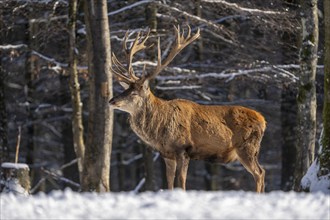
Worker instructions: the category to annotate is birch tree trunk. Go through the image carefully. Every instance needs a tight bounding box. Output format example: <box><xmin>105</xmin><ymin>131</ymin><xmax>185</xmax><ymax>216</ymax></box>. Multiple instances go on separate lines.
<box><xmin>293</xmin><ymin>0</ymin><xmax>319</xmax><ymax>191</ymax></box>
<box><xmin>320</xmin><ymin>0</ymin><xmax>330</xmax><ymax>174</ymax></box>
<box><xmin>68</xmin><ymin>0</ymin><xmax>85</xmax><ymax>185</ymax></box>
<box><xmin>82</xmin><ymin>0</ymin><xmax>113</xmax><ymax>192</ymax></box>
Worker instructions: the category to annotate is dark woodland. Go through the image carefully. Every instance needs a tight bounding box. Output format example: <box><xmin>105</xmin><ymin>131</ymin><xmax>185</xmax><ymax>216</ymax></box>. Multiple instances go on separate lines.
<box><xmin>0</xmin><ymin>0</ymin><xmax>328</xmax><ymax>193</ymax></box>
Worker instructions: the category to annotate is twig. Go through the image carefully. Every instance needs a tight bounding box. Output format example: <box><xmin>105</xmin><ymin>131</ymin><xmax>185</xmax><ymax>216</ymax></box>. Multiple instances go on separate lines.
<box><xmin>41</xmin><ymin>167</ymin><xmax>80</xmax><ymax>188</ymax></box>
<box><xmin>15</xmin><ymin>126</ymin><xmax>21</xmax><ymax>164</ymax></box>
<box><xmin>60</xmin><ymin>159</ymin><xmax>78</xmax><ymax>170</ymax></box>
<box><xmin>108</xmin><ymin>0</ymin><xmax>153</xmax><ymax>16</ymax></box>
<box><xmin>133</xmin><ymin>177</ymin><xmax>146</xmax><ymax>194</ymax></box>
<box><xmin>30</xmin><ymin>177</ymin><xmax>46</xmax><ymax>194</ymax></box>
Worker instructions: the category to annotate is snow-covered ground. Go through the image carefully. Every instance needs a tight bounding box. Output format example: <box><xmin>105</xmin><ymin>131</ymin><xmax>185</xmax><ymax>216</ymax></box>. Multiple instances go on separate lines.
<box><xmin>1</xmin><ymin>189</ymin><xmax>329</xmax><ymax>219</ymax></box>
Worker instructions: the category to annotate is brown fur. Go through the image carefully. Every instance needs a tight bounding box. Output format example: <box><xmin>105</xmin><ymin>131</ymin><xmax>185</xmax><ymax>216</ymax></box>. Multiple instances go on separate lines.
<box><xmin>113</xmin><ymin>90</ymin><xmax>266</xmax><ymax>192</ymax></box>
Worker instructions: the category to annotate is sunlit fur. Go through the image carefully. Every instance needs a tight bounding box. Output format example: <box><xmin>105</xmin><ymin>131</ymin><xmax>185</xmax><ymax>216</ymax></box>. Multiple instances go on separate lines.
<box><xmin>110</xmin><ymin>81</ymin><xmax>266</xmax><ymax>192</ymax></box>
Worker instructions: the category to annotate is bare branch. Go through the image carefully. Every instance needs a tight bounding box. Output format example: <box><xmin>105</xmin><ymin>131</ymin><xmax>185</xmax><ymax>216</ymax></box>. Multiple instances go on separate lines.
<box><xmin>154</xmin><ymin>2</ymin><xmax>235</xmax><ymax>45</ymax></box>
<box><xmin>0</xmin><ymin>44</ymin><xmax>28</xmax><ymax>50</ymax></box>
<box><xmin>108</xmin><ymin>0</ymin><xmax>153</xmax><ymax>16</ymax></box>
<box><xmin>201</xmin><ymin>0</ymin><xmax>286</xmax><ymax>15</ymax></box>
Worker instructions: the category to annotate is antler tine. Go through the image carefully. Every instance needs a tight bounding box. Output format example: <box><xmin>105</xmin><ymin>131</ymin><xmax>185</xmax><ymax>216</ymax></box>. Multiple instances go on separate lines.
<box><xmin>146</xmin><ymin>25</ymin><xmax>200</xmax><ymax>81</ymax></box>
<box><xmin>111</xmin><ymin>53</ymin><xmax>135</xmax><ymax>84</ymax></box>
<box><xmin>126</xmin><ymin>29</ymin><xmax>150</xmax><ymax>81</ymax></box>
<box><xmin>123</xmin><ymin>31</ymin><xmax>130</xmax><ymax>53</ymax></box>
<box><xmin>112</xmin><ymin>53</ymin><xmax>127</xmax><ymax>73</ymax></box>
<box><xmin>187</xmin><ymin>25</ymin><xmax>192</xmax><ymax>39</ymax></box>
<box><xmin>112</xmin><ymin>29</ymin><xmax>151</xmax><ymax>84</ymax></box>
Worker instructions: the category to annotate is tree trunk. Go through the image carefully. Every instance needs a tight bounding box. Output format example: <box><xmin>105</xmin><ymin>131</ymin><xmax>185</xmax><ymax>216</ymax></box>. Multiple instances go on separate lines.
<box><xmin>143</xmin><ymin>147</ymin><xmax>156</xmax><ymax>191</ymax></box>
<box><xmin>143</xmin><ymin>2</ymin><xmax>157</xmax><ymax>192</ymax></box>
<box><xmin>204</xmin><ymin>163</ymin><xmax>219</xmax><ymax>191</ymax></box>
<box><xmin>194</xmin><ymin>0</ymin><xmax>204</xmax><ymax>61</ymax></box>
<box><xmin>1</xmin><ymin>163</ymin><xmax>30</xmax><ymax>195</ymax></box>
<box><xmin>280</xmin><ymin>85</ymin><xmax>297</xmax><ymax>191</ymax></box>
<box><xmin>293</xmin><ymin>0</ymin><xmax>318</xmax><ymax>191</ymax></box>
<box><xmin>68</xmin><ymin>0</ymin><xmax>85</xmax><ymax>185</ymax></box>
<box><xmin>25</xmin><ymin>19</ymin><xmax>37</xmax><ymax>190</ymax></box>
<box><xmin>0</xmin><ymin>63</ymin><xmax>9</xmax><ymax>165</ymax></box>
<box><xmin>82</xmin><ymin>0</ymin><xmax>113</xmax><ymax>192</ymax></box>
<box><xmin>319</xmin><ymin>0</ymin><xmax>330</xmax><ymax>173</ymax></box>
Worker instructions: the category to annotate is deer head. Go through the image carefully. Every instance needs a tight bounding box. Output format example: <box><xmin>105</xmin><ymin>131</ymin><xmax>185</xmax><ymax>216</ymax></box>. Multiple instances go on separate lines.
<box><xmin>109</xmin><ymin>25</ymin><xmax>200</xmax><ymax>114</ymax></box>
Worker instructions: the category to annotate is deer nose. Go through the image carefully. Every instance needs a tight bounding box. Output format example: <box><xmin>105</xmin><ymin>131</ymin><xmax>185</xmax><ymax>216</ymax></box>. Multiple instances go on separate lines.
<box><xmin>109</xmin><ymin>98</ymin><xmax>116</xmax><ymax>105</ymax></box>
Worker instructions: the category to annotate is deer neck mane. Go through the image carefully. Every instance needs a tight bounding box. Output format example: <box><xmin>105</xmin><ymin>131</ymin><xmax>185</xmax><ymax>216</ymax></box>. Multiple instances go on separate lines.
<box><xmin>129</xmin><ymin>91</ymin><xmax>169</xmax><ymax>147</ymax></box>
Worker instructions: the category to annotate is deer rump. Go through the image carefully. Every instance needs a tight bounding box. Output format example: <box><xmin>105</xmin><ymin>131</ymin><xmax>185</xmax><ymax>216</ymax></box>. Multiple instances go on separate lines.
<box><xmin>129</xmin><ymin>97</ymin><xmax>266</xmax><ymax>164</ymax></box>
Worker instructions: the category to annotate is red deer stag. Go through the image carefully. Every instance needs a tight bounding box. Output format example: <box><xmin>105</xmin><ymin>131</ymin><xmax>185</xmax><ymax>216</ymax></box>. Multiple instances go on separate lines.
<box><xmin>109</xmin><ymin>26</ymin><xmax>266</xmax><ymax>192</ymax></box>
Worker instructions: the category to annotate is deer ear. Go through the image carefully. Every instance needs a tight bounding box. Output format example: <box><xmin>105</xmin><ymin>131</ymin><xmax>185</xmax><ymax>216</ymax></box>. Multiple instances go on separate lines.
<box><xmin>119</xmin><ymin>81</ymin><xmax>129</xmax><ymax>89</ymax></box>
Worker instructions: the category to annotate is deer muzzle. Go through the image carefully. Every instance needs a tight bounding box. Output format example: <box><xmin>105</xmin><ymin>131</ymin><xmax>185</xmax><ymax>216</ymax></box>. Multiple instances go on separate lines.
<box><xmin>109</xmin><ymin>98</ymin><xmax>117</xmax><ymax>106</ymax></box>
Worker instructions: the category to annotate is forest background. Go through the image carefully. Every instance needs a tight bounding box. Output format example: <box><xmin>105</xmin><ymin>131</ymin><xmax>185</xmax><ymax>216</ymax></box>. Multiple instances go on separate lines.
<box><xmin>0</xmin><ymin>0</ymin><xmax>329</xmax><ymax>193</ymax></box>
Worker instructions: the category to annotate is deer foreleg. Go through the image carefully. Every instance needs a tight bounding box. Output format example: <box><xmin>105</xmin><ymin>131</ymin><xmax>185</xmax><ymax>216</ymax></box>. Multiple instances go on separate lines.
<box><xmin>176</xmin><ymin>153</ymin><xmax>190</xmax><ymax>190</ymax></box>
<box><xmin>164</xmin><ymin>158</ymin><xmax>176</xmax><ymax>190</ymax></box>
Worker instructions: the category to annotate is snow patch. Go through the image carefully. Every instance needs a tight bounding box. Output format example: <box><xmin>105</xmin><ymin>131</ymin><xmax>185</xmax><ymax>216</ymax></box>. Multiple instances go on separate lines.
<box><xmin>1</xmin><ymin>189</ymin><xmax>329</xmax><ymax>219</ymax></box>
<box><xmin>0</xmin><ymin>179</ymin><xmax>29</xmax><ymax>196</ymax></box>
<box><xmin>301</xmin><ymin>159</ymin><xmax>330</xmax><ymax>194</ymax></box>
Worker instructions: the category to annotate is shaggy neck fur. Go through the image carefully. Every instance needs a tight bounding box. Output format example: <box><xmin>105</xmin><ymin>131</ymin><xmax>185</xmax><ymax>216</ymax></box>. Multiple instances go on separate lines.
<box><xmin>129</xmin><ymin>91</ymin><xmax>185</xmax><ymax>151</ymax></box>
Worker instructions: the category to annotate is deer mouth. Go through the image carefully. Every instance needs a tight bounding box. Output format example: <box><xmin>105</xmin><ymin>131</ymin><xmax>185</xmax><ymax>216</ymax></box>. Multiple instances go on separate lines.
<box><xmin>109</xmin><ymin>99</ymin><xmax>125</xmax><ymax>109</ymax></box>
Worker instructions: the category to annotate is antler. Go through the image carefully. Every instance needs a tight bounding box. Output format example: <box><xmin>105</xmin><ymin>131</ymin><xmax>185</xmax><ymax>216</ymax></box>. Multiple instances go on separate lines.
<box><xmin>144</xmin><ymin>25</ymin><xmax>200</xmax><ymax>81</ymax></box>
<box><xmin>111</xmin><ymin>25</ymin><xmax>200</xmax><ymax>84</ymax></box>
<box><xmin>111</xmin><ymin>29</ymin><xmax>150</xmax><ymax>84</ymax></box>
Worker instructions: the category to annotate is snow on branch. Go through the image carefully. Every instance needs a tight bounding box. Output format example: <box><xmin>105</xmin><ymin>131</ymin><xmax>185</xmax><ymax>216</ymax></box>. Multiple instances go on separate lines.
<box><xmin>133</xmin><ymin>62</ymin><xmax>300</xmax><ymax>83</ymax></box>
<box><xmin>130</xmin><ymin>61</ymin><xmax>304</xmax><ymax>87</ymax></box>
<box><xmin>31</xmin><ymin>50</ymin><xmax>67</xmax><ymax>68</ymax></box>
<box><xmin>107</xmin><ymin>0</ymin><xmax>234</xmax><ymax>44</ymax></box>
<box><xmin>153</xmin><ymin>2</ymin><xmax>236</xmax><ymax>45</ymax></box>
<box><xmin>0</xmin><ymin>44</ymin><xmax>28</xmax><ymax>50</ymax></box>
<box><xmin>31</xmin><ymin>50</ymin><xmax>87</xmax><ymax>74</ymax></box>
<box><xmin>156</xmin><ymin>85</ymin><xmax>202</xmax><ymax>90</ymax></box>
<box><xmin>108</xmin><ymin>0</ymin><xmax>153</xmax><ymax>16</ymax></box>
<box><xmin>201</xmin><ymin>0</ymin><xmax>286</xmax><ymax>15</ymax></box>
<box><xmin>30</xmin><ymin>15</ymin><xmax>67</xmax><ymax>24</ymax></box>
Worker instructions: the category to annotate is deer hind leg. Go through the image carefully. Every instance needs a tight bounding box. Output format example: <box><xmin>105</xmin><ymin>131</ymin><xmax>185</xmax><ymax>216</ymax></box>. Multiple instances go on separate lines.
<box><xmin>164</xmin><ymin>158</ymin><xmax>176</xmax><ymax>190</ymax></box>
<box><xmin>236</xmin><ymin>146</ymin><xmax>265</xmax><ymax>193</ymax></box>
<box><xmin>176</xmin><ymin>153</ymin><xmax>190</xmax><ymax>190</ymax></box>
